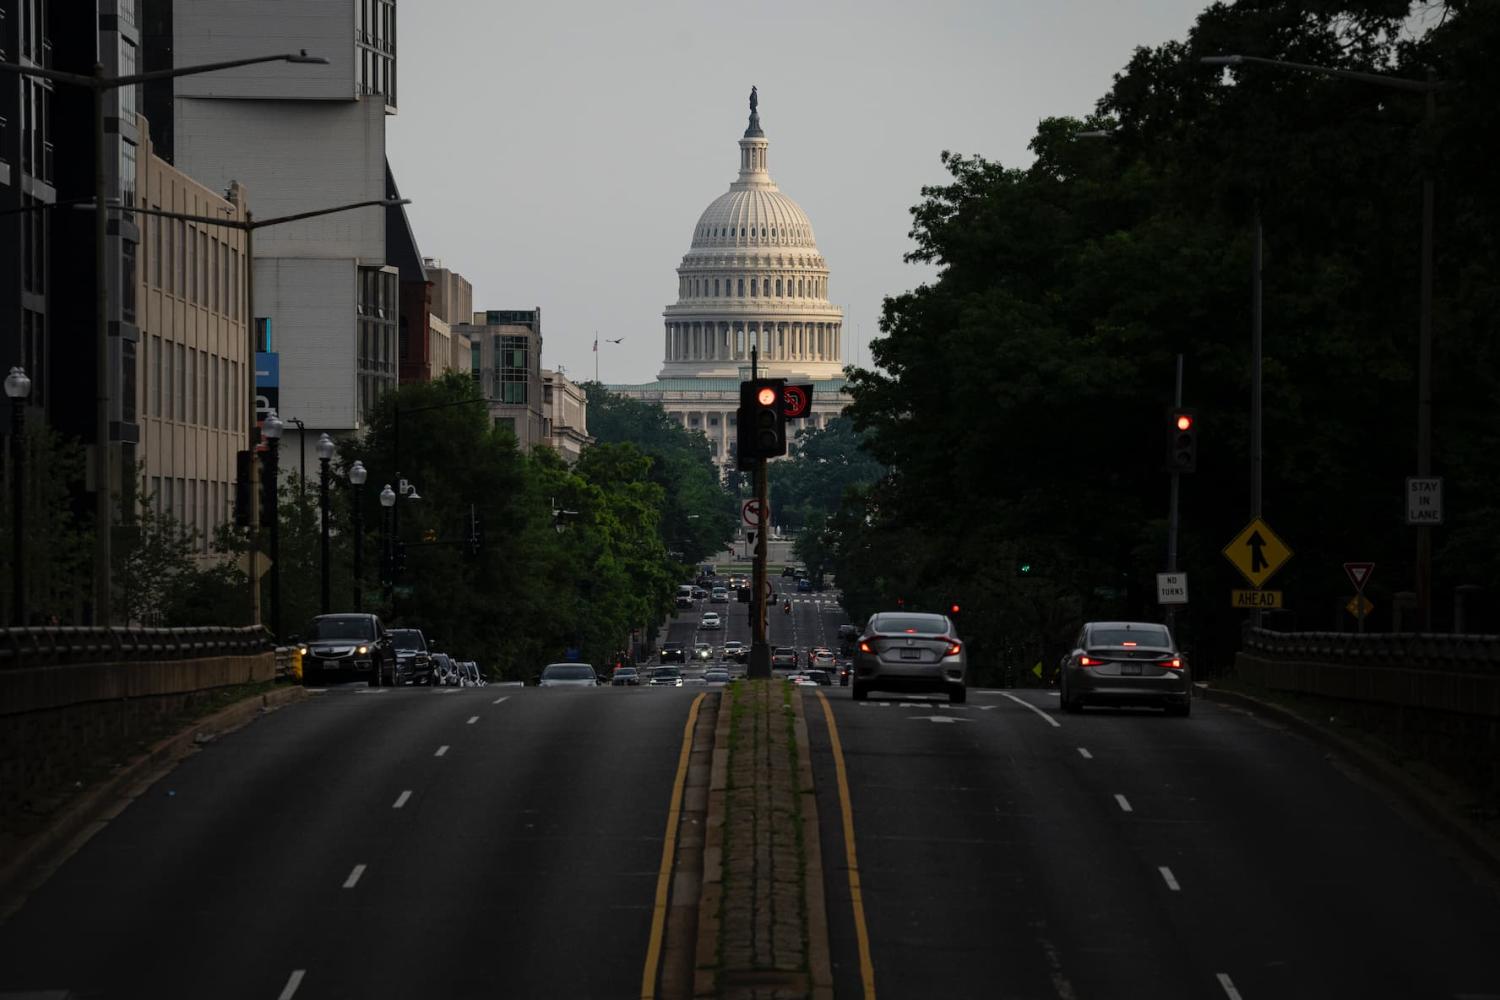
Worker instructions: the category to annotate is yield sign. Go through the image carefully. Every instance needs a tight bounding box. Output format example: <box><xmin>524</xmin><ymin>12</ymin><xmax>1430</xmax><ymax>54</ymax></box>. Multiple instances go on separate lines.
<box><xmin>1222</xmin><ymin>518</ymin><xmax>1293</xmax><ymax>589</ymax></box>
<box><xmin>1343</xmin><ymin>562</ymin><xmax>1375</xmax><ymax>593</ymax></box>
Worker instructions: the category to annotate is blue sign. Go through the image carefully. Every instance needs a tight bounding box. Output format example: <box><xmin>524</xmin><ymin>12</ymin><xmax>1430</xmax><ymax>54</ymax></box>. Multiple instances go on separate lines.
<box><xmin>255</xmin><ymin>352</ymin><xmax>279</xmax><ymax>388</ymax></box>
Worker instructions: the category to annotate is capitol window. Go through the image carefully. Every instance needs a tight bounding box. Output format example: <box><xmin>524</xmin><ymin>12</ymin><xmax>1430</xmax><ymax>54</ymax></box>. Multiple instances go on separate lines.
<box><xmin>776</xmin><ymin>278</ymin><xmax>782</xmax><ymax>296</ymax></box>
<box><xmin>737</xmin><ymin>278</ymin><xmax>744</xmax><ymax>297</ymax></box>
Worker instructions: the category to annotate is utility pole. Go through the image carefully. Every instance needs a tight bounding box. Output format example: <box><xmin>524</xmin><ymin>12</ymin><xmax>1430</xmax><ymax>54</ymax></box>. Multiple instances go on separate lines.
<box><xmin>747</xmin><ymin>346</ymin><xmax>771</xmax><ymax>680</ymax></box>
<box><xmin>1165</xmin><ymin>354</ymin><xmax>1183</xmax><ymax>634</ymax></box>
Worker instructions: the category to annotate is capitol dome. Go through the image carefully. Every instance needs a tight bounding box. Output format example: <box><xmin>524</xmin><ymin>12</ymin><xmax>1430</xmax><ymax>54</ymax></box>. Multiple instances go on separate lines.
<box><xmin>659</xmin><ymin>89</ymin><xmax>843</xmax><ymax>382</ymax></box>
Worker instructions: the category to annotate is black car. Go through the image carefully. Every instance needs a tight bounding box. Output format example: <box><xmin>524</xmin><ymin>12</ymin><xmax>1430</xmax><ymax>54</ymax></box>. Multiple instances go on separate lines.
<box><xmin>389</xmin><ymin>628</ymin><xmax>435</xmax><ymax>685</ymax></box>
<box><xmin>298</xmin><ymin>613</ymin><xmax>397</xmax><ymax>686</ymax></box>
<box><xmin>660</xmin><ymin>642</ymin><xmax>686</xmax><ymax>664</ymax></box>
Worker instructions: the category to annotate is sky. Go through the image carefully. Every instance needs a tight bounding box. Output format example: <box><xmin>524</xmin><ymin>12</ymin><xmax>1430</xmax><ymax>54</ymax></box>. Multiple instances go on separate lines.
<box><xmin>386</xmin><ymin>0</ymin><xmax>1213</xmax><ymax>387</ymax></box>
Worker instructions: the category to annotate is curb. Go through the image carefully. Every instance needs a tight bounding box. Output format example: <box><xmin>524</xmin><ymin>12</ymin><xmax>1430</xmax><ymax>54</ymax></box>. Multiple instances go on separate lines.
<box><xmin>0</xmin><ymin>683</ymin><xmax>309</xmax><ymax>920</ymax></box>
<box><xmin>693</xmin><ymin>683</ymin><xmax>735</xmax><ymax>998</ymax></box>
<box><xmin>1198</xmin><ymin>683</ymin><xmax>1500</xmax><ymax>882</ymax></box>
<box><xmin>790</xmin><ymin>687</ymin><xmax>834</xmax><ymax>999</ymax></box>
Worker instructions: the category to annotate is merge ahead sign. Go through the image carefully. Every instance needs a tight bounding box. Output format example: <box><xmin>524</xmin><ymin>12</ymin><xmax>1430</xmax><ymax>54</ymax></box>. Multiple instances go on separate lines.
<box><xmin>1232</xmin><ymin>589</ymin><xmax>1283</xmax><ymax>609</ymax></box>
<box><xmin>1222</xmin><ymin>518</ymin><xmax>1293</xmax><ymax>589</ymax></box>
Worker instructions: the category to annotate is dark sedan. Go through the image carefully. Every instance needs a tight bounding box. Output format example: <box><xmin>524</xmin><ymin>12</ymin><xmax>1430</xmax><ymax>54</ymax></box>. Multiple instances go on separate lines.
<box><xmin>298</xmin><ymin>613</ymin><xmax>396</xmax><ymax>686</ymax></box>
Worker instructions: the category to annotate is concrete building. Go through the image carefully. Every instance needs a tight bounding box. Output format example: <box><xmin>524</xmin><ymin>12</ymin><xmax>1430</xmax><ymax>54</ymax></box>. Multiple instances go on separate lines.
<box><xmin>133</xmin><ymin>118</ymin><xmax>250</xmax><ymax>555</ymax></box>
<box><xmin>542</xmin><ymin>370</ymin><xmax>592</xmax><ymax>464</ymax></box>
<box><xmin>454</xmin><ymin>309</ymin><xmax>547</xmax><ymax>450</ymax></box>
<box><xmin>407</xmin><ymin>258</ymin><xmax>472</xmax><ymax>382</ymax></box>
<box><xmin>142</xmin><ymin>0</ymin><xmax>418</xmax><ymax>478</ymax></box>
<box><xmin>610</xmin><ymin>91</ymin><xmax>847</xmax><ymax>473</ymax></box>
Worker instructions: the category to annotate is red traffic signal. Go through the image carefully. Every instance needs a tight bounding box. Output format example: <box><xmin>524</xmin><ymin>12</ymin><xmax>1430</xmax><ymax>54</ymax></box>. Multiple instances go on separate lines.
<box><xmin>1167</xmin><ymin>408</ymin><xmax>1198</xmax><ymax>472</ymax></box>
<box><xmin>1175</xmin><ymin>413</ymin><xmax>1193</xmax><ymax>432</ymax></box>
<box><xmin>949</xmin><ymin>603</ymin><xmax>961</xmax><ymax>615</ymax></box>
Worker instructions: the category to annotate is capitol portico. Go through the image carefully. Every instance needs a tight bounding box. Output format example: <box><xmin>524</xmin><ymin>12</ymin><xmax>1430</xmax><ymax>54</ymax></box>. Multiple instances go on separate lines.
<box><xmin>611</xmin><ymin>89</ymin><xmax>848</xmax><ymax>472</ymax></box>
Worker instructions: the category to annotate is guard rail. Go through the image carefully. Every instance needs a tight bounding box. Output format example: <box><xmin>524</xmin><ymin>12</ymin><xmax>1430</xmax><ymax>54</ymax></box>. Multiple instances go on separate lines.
<box><xmin>0</xmin><ymin>625</ymin><xmax>274</xmax><ymax>671</ymax></box>
<box><xmin>1243</xmin><ymin>627</ymin><xmax>1500</xmax><ymax>672</ymax></box>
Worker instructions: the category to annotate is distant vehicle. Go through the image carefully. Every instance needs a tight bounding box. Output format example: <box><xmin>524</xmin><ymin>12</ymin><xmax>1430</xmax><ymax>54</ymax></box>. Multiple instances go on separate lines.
<box><xmin>388</xmin><ymin>628</ymin><xmax>435</xmax><ymax>686</ymax></box>
<box><xmin>431</xmin><ymin>653</ymin><xmax>460</xmax><ymax>686</ymax></box>
<box><xmin>700</xmin><ymin>612</ymin><xmax>721</xmax><ymax>630</ymax></box>
<box><xmin>691</xmin><ymin>586</ymin><xmax>708</xmax><ymax>600</ymax></box>
<box><xmin>676</xmin><ymin>593</ymin><xmax>694</xmax><ymax>609</ymax></box>
<box><xmin>695</xmin><ymin>642</ymin><xmax>714</xmax><ymax>660</ymax></box>
<box><xmin>612</xmin><ymin>666</ymin><xmax>640</xmax><ymax>686</ymax></box>
<box><xmin>722</xmin><ymin>640</ymin><xmax>748</xmax><ymax>663</ymax></box>
<box><xmin>803</xmin><ymin>669</ymin><xmax>833</xmax><ymax>686</ymax></box>
<box><xmin>787</xmin><ymin>672</ymin><xmax>819</xmax><ymax>687</ymax></box>
<box><xmin>710</xmin><ymin>587</ymin><xmax>729</xmax><ymax>604</ymax></box>
<box><xmin>648</xmin><ymin>666</ymin><xmax>684</xmax><ymax>687</ymax></box>
<box><xmin>810</xmin><ymin>649</ymin><xmax>835</xmax><ymax>669</ymax></box>
<box><xmin>703</xmin><ymin>667</ymin><xmax>731</xmax><ymax>686</ymax></box>
<box><xmin>539</xmin><ymin>663</ymin><xmax>600</xmax><ymax>688</ymax></box>
<box><xmin>852</xmin><ymin>612</ymin><xmax>967</xmax><ymax>703</ymax></box>
<box><xmin>781</xmin><ymin>566</ymin><xmax>800</xmax><ymax>578</ymax></box>
<box><xmin>461</xmin><ymin>661</ymin><xmax>486</xmax><ymax>687</ymax></box>
<box><xmin>1059</xmin><ymin>621</ymin><xmax>1190</xmax><ymax>716</ymax></box>
<box><xmin>771</xmin><ymin>647</ymin><xmax>798</xmax><ymax>670</ymax></box>
<box><xmin>660</xmin><ymin>642</ymin><xmax>686</xmax><ymax>663</ymax></box>
<box><xmin>796</xmin><ymin>578</ymin><xmax>813</xmax><ymax>593</ymax></box>
<box><xmin>298</xmin><ymin>613</ymin><xmax>396</xmax><ymax>686</ymax></box>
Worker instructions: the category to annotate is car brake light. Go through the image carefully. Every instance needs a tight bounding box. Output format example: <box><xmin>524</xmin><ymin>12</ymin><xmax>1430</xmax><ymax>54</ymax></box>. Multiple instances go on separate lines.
<box><xmin>858</xmin><ymin>640</ymin><xmax>874</xmax><ymax>654</ymax></box>
<box><xmin>1159</xmin><ymin>657</ymin><xmax>1183</xmax><ymax>669</ymax></box>
<box><xmin>1078</xmin><ymin>655</ymin><xmax>1106</xmax><ymax>667</ymax></box>
<box><xmin>944</xmin><ymin>640</ymin><xmax>962</xmax><ymax>657</ymax></box>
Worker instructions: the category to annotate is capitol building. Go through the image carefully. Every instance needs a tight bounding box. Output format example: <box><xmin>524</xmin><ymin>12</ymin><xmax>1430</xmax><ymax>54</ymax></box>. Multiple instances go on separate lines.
<box><xmin>610</xmin><ymin>90</ymin><xmax>847</xmax><ymax>473</ymax></box>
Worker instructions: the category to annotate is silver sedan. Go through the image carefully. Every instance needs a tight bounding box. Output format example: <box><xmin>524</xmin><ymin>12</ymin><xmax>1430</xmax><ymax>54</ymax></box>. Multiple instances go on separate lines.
<box><xmin>1059</xmin><ymin>621</ymin><xmax>1190</xmax><ymax>715</ymax></box>
<box><xmin>851</xmin><ymin>612</ymin><xmax>967</xmax><ymax>703</ymax></box>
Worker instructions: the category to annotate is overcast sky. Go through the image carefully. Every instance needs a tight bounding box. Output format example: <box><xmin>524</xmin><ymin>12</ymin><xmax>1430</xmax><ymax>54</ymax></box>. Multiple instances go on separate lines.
<box><xmin>386</xmin><ymin>0</ymin><xmax>1211</xmax><ymax>386</ymax></box>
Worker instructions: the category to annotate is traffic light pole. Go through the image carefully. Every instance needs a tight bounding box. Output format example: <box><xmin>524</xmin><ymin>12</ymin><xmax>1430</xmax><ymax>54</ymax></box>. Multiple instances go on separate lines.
<box><xmin>1165</xmin><ymin>354</ymin><xmax>1183</xmax><ymax>634</ymax></box>
<box><xmin>748</xmin><ymin>456</ymin><xmax>772</xmax><ymax>679</ymax></box>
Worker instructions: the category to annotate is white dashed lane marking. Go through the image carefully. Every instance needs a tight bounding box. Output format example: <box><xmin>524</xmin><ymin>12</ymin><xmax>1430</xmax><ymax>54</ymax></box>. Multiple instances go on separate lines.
<box><xmin>1077</xmin><ymin>747</ymin><xmax>1093</xmax><ymax>759</ymax></box>
<box><xmin>492</xmin><ymin>695</ymin><xmax>510</xmax><ymax>705</ymax></box>
<box><xmin>466</xmin><ymin>715</ymin><xmax>479</xmax><ymax>725</ymax></box>
<box><xmin>434</xmin><ymin>745</ymin><xmax>449</xmax><ymax>757</ymax></box>
<box><xmin>1217</xmin><ymin>973</ymin><xmax>1244</xmax><ymax>999</ymax></box>
<box><xmin>277</xmin><ymin>969</ymin><xmax>306</xmax><ymax>1000</ymax></box>
<box><xmin>1158</xmin><ymin>866</ymin><xmax>1181</xmax><ymax>891</ymax></box>
<box><xmin>1115</xmin><ymin>794</ymin><xmax>1133</xmax><ymax>813</ymax></box>
<box><xmin>342</xmin><ymin>864</ymin><xmax>366</xmax><ymax>889</ymax></box>
<box><xmin>392</xmin><ymin>790</ymin><xmax>411</xmax><ymax>809</ymax></box>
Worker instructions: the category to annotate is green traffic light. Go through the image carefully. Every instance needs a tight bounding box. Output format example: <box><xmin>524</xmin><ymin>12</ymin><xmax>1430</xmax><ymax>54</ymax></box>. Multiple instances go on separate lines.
<box><xmin>1018</xmin><ymin>562</ymin><xmax>1033</xmax><ymax>576</ymax></box>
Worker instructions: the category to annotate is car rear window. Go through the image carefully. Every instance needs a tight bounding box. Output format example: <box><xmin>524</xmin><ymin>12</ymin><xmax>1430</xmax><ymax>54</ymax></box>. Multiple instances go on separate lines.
<box><xmin>871</xmin><ymin>614</ymin><xmax>948</xmax><ymax>635</ymax></box>
<box><xmin>1089</xmin><ymin>626</ymin><xmax>1171</xmax><ymax>648</ymax></box>
<box><xmin>543</xmin><ymin>664</ymin><xmax>596</xmax><ymax>680</ymax></box>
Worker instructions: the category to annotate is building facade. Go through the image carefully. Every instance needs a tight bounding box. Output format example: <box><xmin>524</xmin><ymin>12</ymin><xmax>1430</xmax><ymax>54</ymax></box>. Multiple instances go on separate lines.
<box><xmin>455</xmin><ymin>308</ymin><xmax>547</xmax><ymax>450</ymax></box>
<box><xmin>542</xmin><ymin>369</ymin><xmax>591</xmax><ymax>463</ymax></box>
<box><xmin>133</xmin><ymin>122</ymin><xmax>250</xmax><ymax>554</ymax></box>
<box><xmin>610</xmin><ymin>92</ymin><xmax>846</xmax><ymax>473</ymax></box>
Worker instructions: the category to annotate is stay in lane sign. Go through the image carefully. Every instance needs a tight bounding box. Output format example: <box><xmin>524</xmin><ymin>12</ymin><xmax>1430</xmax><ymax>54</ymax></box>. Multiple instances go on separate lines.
<box><xmin>1222</xmin><ymin>517</ymin><xmax>1293</xmax><ymax>589</ymax></box>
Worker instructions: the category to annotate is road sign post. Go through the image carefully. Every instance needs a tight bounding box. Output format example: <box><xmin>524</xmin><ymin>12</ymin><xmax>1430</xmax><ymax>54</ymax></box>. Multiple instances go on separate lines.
<box><xmin>1344</xmin><ymin>562</ymin><xmax>1375</xmax><ymax>633</ymax></box>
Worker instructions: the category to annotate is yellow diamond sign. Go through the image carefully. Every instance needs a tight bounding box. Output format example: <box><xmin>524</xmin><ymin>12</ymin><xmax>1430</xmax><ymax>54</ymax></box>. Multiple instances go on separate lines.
<box><xmin>1222</xmin><ymin>518</ymin><xmax>1293</xmax><ymax>589</ymax></box>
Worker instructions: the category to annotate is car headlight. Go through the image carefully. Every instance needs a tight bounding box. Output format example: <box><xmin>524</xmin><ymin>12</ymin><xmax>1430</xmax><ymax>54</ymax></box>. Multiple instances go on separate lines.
<box><xmin>357</xmin><ymin>645</ymin><xmax>369</xmax><ymax>655</ymax></box>
<box><xmin>298</xmin><ymin>646</ymin><xmax>308</xmax><ymax>656</ymax></box>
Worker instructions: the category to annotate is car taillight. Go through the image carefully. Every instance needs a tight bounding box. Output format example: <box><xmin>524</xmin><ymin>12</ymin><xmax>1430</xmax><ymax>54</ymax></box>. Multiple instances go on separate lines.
<box><xmin>1078</xmin><ymin>655</ymin><xmax>1106</xmax><ymax>667</ymax></box>
<box><xmin>1159</xmin><ymin>657</ymin><xmax>1183</xmax><ymax>670</ymax></box>
<box><xmin>858</xmin><ymin>640</ymin><xmax>874</xmax><ymax>654</ymax></box>
<box><xmin>943</xmin><ymin>639</ymin><xmax>962</xmax><ymax>656</ymax></box>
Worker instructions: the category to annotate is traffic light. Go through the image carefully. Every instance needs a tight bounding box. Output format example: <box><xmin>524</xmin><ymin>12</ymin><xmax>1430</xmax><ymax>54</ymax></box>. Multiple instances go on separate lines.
<box><xmin>737</xmin><ymin>378</ymin><xmax>787</xmax><ymax>468</ymax></box>
<box><xmin>1017</xmin><ymin>561</ymin><xmax>1034</xmax><ymax>578</ymax></box>
<box><xmin>1167</xmin><ymin>409</ymin><xmax>1198</xmax><ymax>473</ymax></box>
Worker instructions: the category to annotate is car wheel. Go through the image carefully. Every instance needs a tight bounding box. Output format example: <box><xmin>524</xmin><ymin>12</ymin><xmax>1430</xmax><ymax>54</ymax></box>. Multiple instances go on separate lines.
<box><xmin>948</xmin><ymin>686</ymin><xmax>967</xmax><ymax>705</ymax></box>
<box><xmin>851</xmin><ymin>682</ymin><xmax>868</xmax><ymax>702</ymax></box>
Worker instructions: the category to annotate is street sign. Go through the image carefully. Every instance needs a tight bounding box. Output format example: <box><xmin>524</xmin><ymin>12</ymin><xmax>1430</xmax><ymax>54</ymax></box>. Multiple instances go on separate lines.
<box><xmin>1222</xmin><ymin>518</ymin><xmax>1293</xmax><ymax>588</ymax></box>
<box><xmin>741</xmin><ymin>499</ymin><xmax>766</xmax><ymax>526</ymax></box>
<box><xmin>783</xmin><ymin>383</ymin><xmax>813</xmax><ymax>419</ymax></box>
<box><xmin>1343</xmin><ymin>561</ymin><xmax>1375</xmax><ymax>593</ymax></box>
<box><xmin>1406</xmin><ymin>477</ymin><xmax>1443</xmax><ymax>525</ymax></box>
<box><xmin>1232</xmin><ymin>589</ymin><xmax>1283</xmax><ymax>609</ymax></box>
<box><xmin>1156</xmin><ymin>572</ymin><xmax>1189</xmax><ymax>605</ymax></box>
<box><xmin>1346</xmin><ymin>594</ymin><xmax>1374</xmax><ymax>618</ymax></box>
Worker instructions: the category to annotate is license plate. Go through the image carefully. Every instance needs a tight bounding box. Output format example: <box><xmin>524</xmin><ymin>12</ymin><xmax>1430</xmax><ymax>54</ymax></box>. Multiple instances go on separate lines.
<box><xmin>1122</xmin><ymin>663</ymin><xmax>1142</xmax><ymax>676</ymax></box>
<box><xmin>900</xmin><ymin>649</ymin><xmax>921</xmax><ymax>661</ymax></box>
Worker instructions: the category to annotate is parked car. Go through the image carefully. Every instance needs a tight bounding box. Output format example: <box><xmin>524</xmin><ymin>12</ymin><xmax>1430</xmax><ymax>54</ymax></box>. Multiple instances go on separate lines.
<box><xmin>851</xmin><ymin>612</ymin><xmax>967</xmax><ymax>703</ymax></box>
<box><xmin>771</xmin><ymin>647</ymin><xmax>799</xmax><ymax>671</ymax></box>
<box><xmin>612</xmin><ymin>666</ymin><xmax>640</xmax><ymax>686</ymax></box>
<box><xmin>1059</xmin><ymin>621</ymin><xmax>1190</xmax><ymax>716</ymax></box>
<box><xmin>463</xmin><ymin>661</ymin><xmax>486</xmax><ymax>686</ymax></box>
<box><xmin>538</xmin><ymin>663</ymin><xmax>600</xmax><ymax>688</ymax></box>
<box><xmin>455</xmin><ymin>660</ymin><xmax>482</xmax><ymax>687</ymax></box>
<box><xmin>700</xmin><ymin>612</ymin><xmax>722</xmax><ymax>630</ymax></box>
<box><xmin>388</xmin><ymin>628</ymin><xmax>435</xmax><ymax>686</ymax></box>
<box><xmin>660</xmin><ymin>642</ymin><xmax>686</xmax><ymax>663</ymax></box>
<box><xmin>297</xmin><ymin>613</ymin><xmax>397</xmax><ymax>686</ymax></box>
<box><xmin>430</xmin><ymin>653</ymin><xmax>460</xmax><ymax>687</ymax></box>
<box><xmin>648</xmin><ymin>666</ymin><xmax>684</xmax><ymax>687</ymax></box>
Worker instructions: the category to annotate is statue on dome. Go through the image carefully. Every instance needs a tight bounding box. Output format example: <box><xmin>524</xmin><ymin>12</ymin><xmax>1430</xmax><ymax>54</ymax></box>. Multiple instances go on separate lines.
<box><xmin>749</xmin><ymin>86</ymin><xmax>758</xmax><ymax>114</ymax></box>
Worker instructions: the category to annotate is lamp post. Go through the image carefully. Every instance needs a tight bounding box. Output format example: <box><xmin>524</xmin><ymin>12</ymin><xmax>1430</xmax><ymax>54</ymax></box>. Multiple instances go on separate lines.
<box><xmin>261</xmin><ymin>410</ymin><xmax>284</xmax><ymax>641</ymax></box>
<box><xmin>1203</xmin><ymin>52</ymin><xmax>1443</xmax><ymax>627</ymax></box>
<box><xmin>379</xmin><ymin>484</ymin><xmax>396</xmax><ymax>609</ymax></box>
<box><xmin>316</xmin><ymin>433</ymin><xmax>334</xmax><ymax>614</ymax></box>
<box><xmin>0</xmin><ymin>49</ymin><xmax>328</xmax><ymax>626</ymax></box>
<box><xmin>349</xmin><ymin>460</ymin><xmax>368</xmax><ymax>611</ymax></box>
<box><xmin>5</xmin><ymin>366</ymin><xmax>31</xmax><ymax>626</ymax></box>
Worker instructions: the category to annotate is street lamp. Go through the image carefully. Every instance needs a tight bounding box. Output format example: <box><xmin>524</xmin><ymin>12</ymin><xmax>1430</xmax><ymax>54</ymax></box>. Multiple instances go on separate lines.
<box><xmin>5</xmin><ymin>366</ymin><xmax>32</xmax><ymax>626</ymax></box>
<box><xmin>379</xmin><ymin>484</ymin><xmax>396</xmax><ymax>609</ymax></box>
<box><xmin>1202</xmin><ymin>53</ymin><xmax>1443</xmax><ymax>627</ymax></box>
<box><xmin>349</xmin><ymin>460</ymin><xmax>368</xmax><ymax>611</ymax></box>
<box><xmin>316</xmin><ymin>433</ymin><xmax>335</xmax><ymax>614</ymax></box>
<box><xmin>0</xmin><ymin>48</ymin><xmax>329</xmax><ymax>625</ymax></box>
<box><xmin>261</xmin><ymin>410</ymin><xmax>284</xmax><ymax>641</ymax></box>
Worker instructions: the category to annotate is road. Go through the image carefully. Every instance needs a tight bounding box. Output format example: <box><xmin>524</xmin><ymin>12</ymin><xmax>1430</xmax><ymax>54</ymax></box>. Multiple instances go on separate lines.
<box><xmin>0</xmin><ymin>683</ymin><xmax>701</xmax><ymax>999</ymax></box>
<box><xmin>804</xmin><ymin>684</ymin><xmax>1500</xmax><ymax>1000</ymax></box>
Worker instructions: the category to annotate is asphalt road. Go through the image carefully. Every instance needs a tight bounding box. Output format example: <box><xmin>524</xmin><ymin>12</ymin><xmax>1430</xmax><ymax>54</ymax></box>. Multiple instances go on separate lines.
<box><xmin>804</xmin><ymin>684</ymin><xmax>1500</xmax><ymax>1000</ymax></box>
<box><xmin>0</xmin><ymin>683</ymin><xmax>701</xmax><ymax>999</ymax></box>
<box><xmin>664</xmin><ymin>576</ymin><xmax>846</xmax><ymax>676</ymax></box>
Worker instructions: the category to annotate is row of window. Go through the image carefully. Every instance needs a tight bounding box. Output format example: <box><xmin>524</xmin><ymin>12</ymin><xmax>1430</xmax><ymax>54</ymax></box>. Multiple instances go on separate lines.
<box><xmin>495</xmin><ymin>335</ymin><xmax>528</xmax><ymax>405</ymax></box>
<box><xmin>148</xmin><ymin>474</ymin><xmax>230</xmax><ymax>556</ymax></box>
<box><xmin>143</xmin><ymin>208</ymin><xmax>244</xmax><ymax>321</ymax></box>
<box><xmin>679</xmin><ymin>274</ymin><xmax>827</xmax><ymax>301</ymax></box>
<box><xmin>142</xmin><ymin>334</ymin><xmax>244</xmax><ymax>432</ymax></box>
<box><xmin>696</xmin><ymin>223</ymin><xmax>811</xmax><ymax>243</ymax></box>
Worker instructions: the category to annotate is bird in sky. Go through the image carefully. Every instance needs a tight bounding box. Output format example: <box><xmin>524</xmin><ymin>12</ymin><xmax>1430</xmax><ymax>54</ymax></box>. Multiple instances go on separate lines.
<box><xmin>606</xmin><ymin>337</ymin><xmax>624</xmax><ymax>344</ymax></box>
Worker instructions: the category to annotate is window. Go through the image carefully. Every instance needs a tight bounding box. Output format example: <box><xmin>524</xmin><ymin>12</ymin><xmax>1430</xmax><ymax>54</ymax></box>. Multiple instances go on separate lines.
<box><xmin>749</xmin><ymin>277</ymin><xmax>756</xmax><ymax>297</ymax></box>
<box><xmin>121</xmin><ymin>240</ymin><xmax>136</xmax><ymax>323</ymax></box>
<box><xmin>151</xmin><ymin>208</ymin><xmax>161</xmax><ymax>287</ymax></box>
<box><xmin>198</xmin><ymin>351</ymin><xmax>208</xmax><ymax>426</ymax></box>
<box><xmin>199</xmin><ymin>231</ymin><xmax>207</xmax><ymax>305</ymax></box>
<box><xmin>776</xmin><ymin>278</ymin><xmax>782</xmax><ymax>296</ymax></box>
<box><xmin>173</xmin><ymin>220</ymin><xmax>182</xmax><ymax>294</ymax></box>
<box><xmin>211</xmin><ymin>355</ymin><xmax>219</xmax><ymax>428</ymax></box>
<box><xmin>151</xmin><ymin>335</ymin><xmax>162</xmax><ymax>417</ymax></box>
<box><xmin>496</xmin><ymin>334</ymin><xmax>529</xmax><ymax>405</ymax></box>
<box><xmin>175</xmin><ymin>343</ymin><xmax>185</xmax><ymax>421</ymax></box>
<box><xmin>211</xmin><ymin>238</ymin><xmax>219</xmax><ymax>313</ymax></box>
<box><xmin>187</xmin><ymin>225</ymin><xmax>196</xmax><ymax>303</ymax></box>
<box><xmin>186</xmin><ymin>348</ymin><xmax>196</xmax><ymax>425</ymax></box>
<box><xmin>714</xmin><ymin>278</ymin><xmax>720</xmax><ymax>297</ymax></box>
<box><xmin>737</xmin><ymin>278</ymin><xmax>744</xmax><ymax>297</ymax></box>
